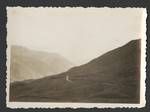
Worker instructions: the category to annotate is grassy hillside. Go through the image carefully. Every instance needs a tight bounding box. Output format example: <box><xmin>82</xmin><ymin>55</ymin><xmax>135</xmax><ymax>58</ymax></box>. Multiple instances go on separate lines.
<box><xmin>10</xmin><ymin>39</ymin><xmax>141</xmax><ymax>103</ymax></box>
<box><xmin>10</xmin><ymin>45</ymin><xmax>74</xmax><ymax>82</ymax></box>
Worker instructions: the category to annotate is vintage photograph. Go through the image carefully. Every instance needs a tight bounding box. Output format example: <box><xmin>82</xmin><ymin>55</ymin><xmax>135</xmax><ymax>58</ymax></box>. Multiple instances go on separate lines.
<box><xmin>6</xmin><ymin>7</ymin><xmax>146</xmax><ymax>108</ymax></box>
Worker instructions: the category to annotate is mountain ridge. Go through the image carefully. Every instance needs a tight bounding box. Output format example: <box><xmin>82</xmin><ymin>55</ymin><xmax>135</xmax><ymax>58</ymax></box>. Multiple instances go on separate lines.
<box><xmin>10</xmin><ymin>45</ymin><xmax>74</xmax><ymax>82</ymax></box>
<box><xmin>10</xmin><ymin>39</ymin><xmax>141</xmax><ymax>103</ymax></box>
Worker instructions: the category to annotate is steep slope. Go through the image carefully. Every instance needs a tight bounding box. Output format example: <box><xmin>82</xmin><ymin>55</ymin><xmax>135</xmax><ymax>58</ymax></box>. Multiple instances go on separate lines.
<box><xmin>10</xmin><ymin>45</ymin><xmax>74</xmax><ymax>82</ymax></box>
<box><xmin>10</xmin><ymin>39</ymin><xmax>141</xmax><ymax>103</ymax></box>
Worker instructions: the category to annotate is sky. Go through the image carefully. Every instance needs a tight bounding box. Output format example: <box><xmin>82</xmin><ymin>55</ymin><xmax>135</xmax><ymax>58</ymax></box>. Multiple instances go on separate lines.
<box><xmin>7</xmin><ymin>7</ymin><xmax>146</xmax><ymax>66</ymax></box>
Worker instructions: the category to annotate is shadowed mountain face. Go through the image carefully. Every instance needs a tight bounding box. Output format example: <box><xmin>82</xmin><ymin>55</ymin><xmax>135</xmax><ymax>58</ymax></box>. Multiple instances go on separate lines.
<box><xmin>10</xmin><ymin>46</ymin><xmax>74</xmax><ymax>82</ymax></box>
<box><xmin>10</xmin><ymin>39</ymin><xmax>141</xmax><ymax>103</ymax></box>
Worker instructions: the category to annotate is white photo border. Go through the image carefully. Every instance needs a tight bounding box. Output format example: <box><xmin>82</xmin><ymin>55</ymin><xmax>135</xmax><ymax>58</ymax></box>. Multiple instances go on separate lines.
<box><xmin>6</xmin><ymin>7</ymin><xmax>147</xmax><ymax>108</ymax></box>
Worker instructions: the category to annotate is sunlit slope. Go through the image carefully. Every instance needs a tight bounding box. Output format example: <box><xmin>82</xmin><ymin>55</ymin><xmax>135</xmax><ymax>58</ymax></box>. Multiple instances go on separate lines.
<box><xmin>10</xmin><ymin>45</ymin><xmax>74</xmax><ymax>82</ymax></box>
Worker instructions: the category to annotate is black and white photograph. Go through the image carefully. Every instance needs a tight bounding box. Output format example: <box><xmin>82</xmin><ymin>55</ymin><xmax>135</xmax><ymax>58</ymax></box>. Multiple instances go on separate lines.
<box><xmin>6</xmin><ymin>7</ymin><xmax>146</xmax><ymax>108</ymax></box>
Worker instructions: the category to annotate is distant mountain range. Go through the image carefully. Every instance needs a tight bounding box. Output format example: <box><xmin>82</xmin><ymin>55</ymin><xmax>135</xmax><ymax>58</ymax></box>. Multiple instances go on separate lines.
<box><xmin>10</xmin><ymin>45</ymin><xmax>74</xmax><ymax>82</ymax></box>
<box><xmin>10</xmin><ymin>39</ymin><xmax>141</xmax><ymax>103</ymax></box>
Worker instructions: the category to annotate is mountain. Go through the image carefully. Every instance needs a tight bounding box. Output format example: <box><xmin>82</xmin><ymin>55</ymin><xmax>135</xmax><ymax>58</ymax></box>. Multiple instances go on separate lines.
<box><xmin>10</xmin><ymin>39</ymin><xmax>141</xmax><ymax>103</ymax></box>
<box><xmin>10</xmin><ymin>45</ymin><xmax>74</xmax><ymax>82</ymax></box>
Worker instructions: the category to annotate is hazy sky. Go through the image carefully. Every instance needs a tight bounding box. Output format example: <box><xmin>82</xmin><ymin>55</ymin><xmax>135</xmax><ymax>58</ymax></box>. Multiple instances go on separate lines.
<box><xmin>7</xmin><ymin>8</ymin><xmax>145</xmax><ymax>65</ymax></box>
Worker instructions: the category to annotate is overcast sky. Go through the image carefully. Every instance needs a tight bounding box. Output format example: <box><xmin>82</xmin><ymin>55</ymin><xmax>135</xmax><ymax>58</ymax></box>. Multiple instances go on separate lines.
<box><xmin>7</xmin><ymin>7</ymin><xmax>145</xmax><ymax>66</ymax></box>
